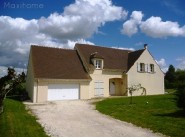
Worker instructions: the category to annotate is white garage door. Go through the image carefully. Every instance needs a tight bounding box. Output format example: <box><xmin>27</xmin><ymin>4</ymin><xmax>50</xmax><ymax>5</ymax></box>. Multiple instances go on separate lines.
<box><xmin>48</xmin><ymin>84</ymin><xmax>79</xmax><ymax>101</ymax></box>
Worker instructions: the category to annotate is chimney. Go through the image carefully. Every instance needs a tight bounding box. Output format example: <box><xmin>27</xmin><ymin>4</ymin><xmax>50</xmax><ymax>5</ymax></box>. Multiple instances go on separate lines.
<box><xmin>144</xmin><ymin>44</ymin><xmax>148</xmax><ymax>49</ymax></box>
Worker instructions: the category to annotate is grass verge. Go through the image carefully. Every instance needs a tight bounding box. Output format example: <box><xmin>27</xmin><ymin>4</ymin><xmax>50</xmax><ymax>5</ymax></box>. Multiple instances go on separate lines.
<box><xmin>96</xmin><ymin>94</ymin><xmax>185</xmax><ymax>137</ymax></box>
<box><xmin>0</xmin><ymin>98</ymin><xmax>49</xmax><ymax>137</ymax></box>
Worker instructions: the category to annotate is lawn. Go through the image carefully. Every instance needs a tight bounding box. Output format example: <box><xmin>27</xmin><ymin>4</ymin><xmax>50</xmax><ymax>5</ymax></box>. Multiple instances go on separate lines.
<box><xmin>96</xmin><ymin>94</ymin><xmax>185</xmax><ymax>137</ymax></box>
<box><xmin>0</xmin><ymin>99</ymin><xmax>49</xmax><ymax>137</ymax></box>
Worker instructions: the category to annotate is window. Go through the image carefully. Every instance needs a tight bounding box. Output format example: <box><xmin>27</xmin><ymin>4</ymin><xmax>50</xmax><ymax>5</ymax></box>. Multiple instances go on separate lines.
<box><xmin>140</xmin><ymin>63</ymin><xmax>145</xmax><ymax>72</ymax></box>
<box><xmin>137</xmin><ymin>63</ymin><xmax>155</xmax><ymax>73</ymax></box>
<box><xmin>94</xmin><ymin>81</ymin><xmax>104</xmax><ymax>96</ymax></box>
<box><xmin>94</xmin><ymin>60</ymin><xmax>102</xmax><ymax>69</ymax></box>
<box><xmin>149</xmin><ymin>64</ymin><xmax>155</xmax><ymax>73</ymax></box>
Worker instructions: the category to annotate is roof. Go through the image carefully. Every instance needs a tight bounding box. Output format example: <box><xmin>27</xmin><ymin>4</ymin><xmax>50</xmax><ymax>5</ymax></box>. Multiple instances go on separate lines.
<box><xmin>30</xmin><ymin>45</ymin><xmax>90</xmax><ymax>79</ymax></box>
<box><xmin>127</xmin><ymin>49</ymin><xmax>145</xmax><ymax>70</ymax></box>
<box><xmin>75</xmin><ymin>44</ymin><xmax>131</xmax><ymax>71</ymax></box>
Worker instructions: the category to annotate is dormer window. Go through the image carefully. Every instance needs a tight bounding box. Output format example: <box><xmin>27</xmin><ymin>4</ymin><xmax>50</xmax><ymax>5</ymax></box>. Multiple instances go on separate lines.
<box><xmin>90</xmin><ymin>52</ymin><xmax>104</xmax><ymax>70</ymax></box>
<box><xmin>95</xmin><ymin>59</ymin><xmax>102</xmax><ymax>69</ymax></box>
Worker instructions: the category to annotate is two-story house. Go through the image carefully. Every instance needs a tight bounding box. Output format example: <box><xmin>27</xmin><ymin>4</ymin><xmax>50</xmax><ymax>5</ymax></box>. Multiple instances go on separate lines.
<box><xmin>26</xmin><ymin>44</ymin><xmax>164</xmax><ymax>102</ymax></box>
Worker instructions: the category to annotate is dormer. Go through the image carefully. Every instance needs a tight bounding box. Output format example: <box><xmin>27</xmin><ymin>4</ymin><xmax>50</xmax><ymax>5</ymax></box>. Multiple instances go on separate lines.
<box><xmin>90</xmin><ymin>52</ymin><xmax>104</xmax><ymax>69</ymax></box>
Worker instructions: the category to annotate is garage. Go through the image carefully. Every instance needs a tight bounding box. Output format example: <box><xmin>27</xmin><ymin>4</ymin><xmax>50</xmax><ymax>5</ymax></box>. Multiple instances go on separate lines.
<box><xmin>48</xmin><ymin>84</ymin><xmax>79</xmax><ymax>101</ymax></box>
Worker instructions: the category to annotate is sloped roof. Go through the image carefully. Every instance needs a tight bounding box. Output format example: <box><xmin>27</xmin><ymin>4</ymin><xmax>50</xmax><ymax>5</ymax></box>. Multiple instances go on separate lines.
<box><xmin>31</xmin><ymin>45</ymin><xmax>90</xmax><ymax>79</ymax></box>
<box><xmin>127</xmin><ymin>49</ymin><xmax>145</xmax><ymax>71</ymax></box>
<box><xmin>75</xmin><ymin>44</ymin><xmax>131</xmax><ymax>71</ymax></box>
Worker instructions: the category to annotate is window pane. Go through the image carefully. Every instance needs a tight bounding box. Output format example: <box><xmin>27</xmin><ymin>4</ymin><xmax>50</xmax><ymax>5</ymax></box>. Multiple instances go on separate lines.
<box><xmin>140</xmin><ymin>63</ymin><xmax>145</xmax><ymax>72</ymax></box>
<box><xmin>95</xmin><ymin>60</ymin><xmax>102</xmax><ymax>69</ymax></box>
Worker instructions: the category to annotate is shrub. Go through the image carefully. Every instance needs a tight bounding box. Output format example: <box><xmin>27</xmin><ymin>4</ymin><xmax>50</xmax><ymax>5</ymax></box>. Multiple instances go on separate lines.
<box><xmin>176</xmin><ymin>84</ymin><xmax>185</xmax><ymax>111</ymax></box>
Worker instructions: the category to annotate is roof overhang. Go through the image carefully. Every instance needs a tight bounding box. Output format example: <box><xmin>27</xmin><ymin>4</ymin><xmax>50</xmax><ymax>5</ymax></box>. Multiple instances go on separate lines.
<box><xmin>34</xmin><ymin>78</ymin><xmax>92</xmax><ymax>83</ymax></box>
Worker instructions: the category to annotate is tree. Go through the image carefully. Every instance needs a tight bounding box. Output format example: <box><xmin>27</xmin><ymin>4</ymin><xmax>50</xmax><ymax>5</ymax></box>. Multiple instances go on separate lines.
<box><xmin>0</xmin><ymin>68</ymin><xmax>26</xmax><ymax>114</ymax></box>
<box><xmin>176</xmin><ymin>69</ymin><xmax>185</xmax><ymax>84</ymax></box>
<box><xmin>127</xmin><ymin>84</ymin><xmax>146</xmax><ymax>104</ymax></box>
<box><xmin>165</xmin><ymin>65</ymin><xmax>176</xmax><ymax>88</ymax></box>
<box><xmin>176</xmin><ymin>84</ymin><xmax>185</xmax><ymax>112</ymax></box>
<box><xmin>165</xmin><ymin>65</ymin><xmax>176</xmax><ymax>82</ymax></box>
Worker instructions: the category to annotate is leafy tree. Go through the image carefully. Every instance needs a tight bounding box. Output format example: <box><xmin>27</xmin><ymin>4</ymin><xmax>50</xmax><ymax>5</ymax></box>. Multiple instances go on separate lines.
<box><xmin>176</xmin><ymin>84</ymin><xmax>185</xmax><ymax>112</ymax></box>
<box><xmin>0</xmin><ymin>68</ymin><xmax>26</xmax><ymax>114</ymax></box>
<box><xmin>165</xmin><ymin>65</ymin><xmax>176</xmax><ymax>88</ymax></box>
<box><xmin>176</xmin><ymin>69</ymin><xmax>185</xmax><ymax>84</ymax></box>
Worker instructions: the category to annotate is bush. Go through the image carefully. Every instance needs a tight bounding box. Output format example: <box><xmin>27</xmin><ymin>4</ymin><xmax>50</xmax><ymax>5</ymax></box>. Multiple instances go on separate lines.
<box><xmin>176</xmin><ymin>84</ymin><xmax>185</xmax><ymax>111</ymax></box>
<box><xmin>7</xmin><ymin>83</ymin><xmax>29</xmax><ymax>101</ymax></box>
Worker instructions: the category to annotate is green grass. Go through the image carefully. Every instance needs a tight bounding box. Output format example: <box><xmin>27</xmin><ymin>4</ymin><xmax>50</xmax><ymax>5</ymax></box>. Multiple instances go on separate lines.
<box><xmin>96</xmin><ymin>94</ymin><xmax>185</xmax><ymax>137</ymax></box>
<box><xmin>0</xmin><ymin>99</ymin><xmax>49</xmax><ymax>137</ymax></box>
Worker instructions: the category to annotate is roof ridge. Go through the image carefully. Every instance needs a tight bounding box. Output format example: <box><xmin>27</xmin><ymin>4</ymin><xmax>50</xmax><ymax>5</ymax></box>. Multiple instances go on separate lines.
<box><xmin>75</xmin><ymin>43</ymin><xmax>132</xmax><ymax>52</ymax></box>
<box><xmin>31</xmin><ymin>45</ymin><xmax>75</xmax><ymax>51</ymax></box>
<box><xmin>129</xmin><ymin>48</ymin><xmax>145</xmax><ymax>53</ymax></box>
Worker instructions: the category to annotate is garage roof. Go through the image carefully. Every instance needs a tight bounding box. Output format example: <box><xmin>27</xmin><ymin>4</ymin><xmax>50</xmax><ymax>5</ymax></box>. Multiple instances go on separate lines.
<box><xmin>30</xmin><ymin>45</ymin><xmax>91</xmax><ymax>79</ymax></box>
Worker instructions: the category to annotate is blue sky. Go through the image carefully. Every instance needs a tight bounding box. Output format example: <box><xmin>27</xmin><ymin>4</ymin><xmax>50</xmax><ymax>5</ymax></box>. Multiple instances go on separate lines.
<box><xmin>0</xmin><ymin>0</ymin><xmax>185</xmax><ymax>76</ymax></box>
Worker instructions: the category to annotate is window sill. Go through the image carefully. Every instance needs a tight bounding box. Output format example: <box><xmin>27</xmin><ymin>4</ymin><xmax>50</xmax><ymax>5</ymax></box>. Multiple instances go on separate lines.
<box><xmin>137</xmin><ymin>71</ymin><xmax>156</xmax><ymax>74</ymax></box>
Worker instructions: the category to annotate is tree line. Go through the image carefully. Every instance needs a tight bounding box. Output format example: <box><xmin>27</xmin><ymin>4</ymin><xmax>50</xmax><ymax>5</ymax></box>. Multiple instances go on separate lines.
<box><xmin>165</xmin><ymin>65</ymin><xmax>185</xmax><ymax>89</ymax></box>
<box><xmin>165</xmin><ymin>65</ymin><xmax>185</xmax><ymax>112</ymax></box>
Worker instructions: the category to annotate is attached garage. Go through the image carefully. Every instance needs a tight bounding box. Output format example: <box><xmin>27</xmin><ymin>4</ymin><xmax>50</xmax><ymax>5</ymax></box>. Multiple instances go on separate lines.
<box><xmin>48</xmin><ymin>84</ymin><xmax>79</xmax><ymax>101</ymax></box>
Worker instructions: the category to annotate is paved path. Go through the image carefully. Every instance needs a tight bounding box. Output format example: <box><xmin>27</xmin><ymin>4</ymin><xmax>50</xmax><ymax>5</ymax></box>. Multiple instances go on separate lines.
<box><xmin>26</xmin><ymin>100</ymin><xmax>165</xmax><ymax>137</ymax></box>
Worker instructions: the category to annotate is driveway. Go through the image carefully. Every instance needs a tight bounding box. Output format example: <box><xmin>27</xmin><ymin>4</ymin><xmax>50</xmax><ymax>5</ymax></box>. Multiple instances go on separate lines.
<box><xmin>26</xmin><ymin>100</ymin><xmax>165</xmax><ymax>137</ymax></box>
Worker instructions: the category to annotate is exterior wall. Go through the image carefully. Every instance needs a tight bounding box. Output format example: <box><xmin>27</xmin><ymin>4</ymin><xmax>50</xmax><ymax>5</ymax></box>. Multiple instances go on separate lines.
<box><xmin>127</xmin><ymin>49</ymin><xmax>164</xmax><ymax>96</ymax></box>
<box><xmin>26</xmin><ymin>51</ymin><xmax>36</xmax><ymax>102</ymax></box>
<box><xmin>31</xmin><ymin>79</ymin><xmax>90</xmax><ymax>102</ymax></box>
<box><xmin>36</xmin><ymin>81</ymin><xmax>48</xmax><ymax>102</ymax></box>
<box><xmin>80</xmin><ymin>82</ymin><xmax>90</xmax><ymax>99</ymax></box>
<box><xmin>89</xmin><ymin>70</ymin><xmax>123</xmax><ymax>98</ymax></box>
<box><xmin>122</xmin><ymin>74</ymin><xmax>128</xmax><ymax>95</ymax></box>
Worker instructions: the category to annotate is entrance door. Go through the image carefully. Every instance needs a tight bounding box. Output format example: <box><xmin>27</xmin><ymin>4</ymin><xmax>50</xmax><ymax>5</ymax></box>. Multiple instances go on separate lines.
<box><xmin>110</xmin><ymin>82</ymin><xmax>115</xmax><ymax>95</ymax></box>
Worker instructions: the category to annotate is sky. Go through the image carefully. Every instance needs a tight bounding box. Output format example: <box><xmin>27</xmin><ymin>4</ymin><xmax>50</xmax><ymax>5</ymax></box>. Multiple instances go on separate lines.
<box><xmin>0</xmin><ymin>0</ymin><xmax>185</xmax><ymax>77</ymax></box>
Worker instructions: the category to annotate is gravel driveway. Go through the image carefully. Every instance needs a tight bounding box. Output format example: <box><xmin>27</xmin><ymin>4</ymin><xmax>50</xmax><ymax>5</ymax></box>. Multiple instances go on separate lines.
<box><xmin>26</xmin><ymin>100</ymin><xmax>165</xmax><ymax>137</ymax></box>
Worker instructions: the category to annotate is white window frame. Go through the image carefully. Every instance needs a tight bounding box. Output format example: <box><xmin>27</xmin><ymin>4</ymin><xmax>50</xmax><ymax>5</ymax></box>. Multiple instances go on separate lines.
<box><xmin>94</xmin><ymin>59</ymin><xmax>103</xmax><ymax>69</ymax></box>
<box><xmin>94</xmin><ymin>81</ymin><xmax>104</xmax><ymax>96</ymax></box>
<box><xmin>149</xmin><ymin>64</ymin><xmax>155</xmax><ymax>73</ymax></box>
<box><xmin>140</xmin><ymin>63</ymin><xmax>145</xmax><ymax>72</ymax></box>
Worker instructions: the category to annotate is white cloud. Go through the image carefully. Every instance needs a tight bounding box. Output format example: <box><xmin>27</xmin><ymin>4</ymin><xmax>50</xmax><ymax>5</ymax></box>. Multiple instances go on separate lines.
<box><xmin>121</xmin><ymin>11</ymin><xmax>143</xmax><ymax>36</ymax></box>
<box><xmin>39</xmin><ymin>0</ymin><xmax>127</xmax><ymax>40</ymax></box>
<box><xmin>135</xmin><ymin>42</ymin><xmax>144</xmax><ymax>46</ymax></box>
<box><xmin>0</xmin><ymin>66</ymin><xmax>8</xmax><ymax>78</ymax></box>
<box><xmin>0</xmin><ymin>66</ymin><xmax>26</xmax><ymax>78</ymax></box>
<box><xmin>176</xmin><ymin>57</ymin><xmax>185</xmax><ymax>69</ymax></box>
<box><xmin>111</xmin><ymin>46</ymin><xmax>135</xmax><ymax>51</ymax></box>
<box><xmin>156</xmin><ymin>58</ymin><xmax>168</xmax><ymax>72</ymax></box>
<box><xmin>140</xmin><ymin>16</ymin><xmax>185</xmax><ymax>38</ymax></box>
<box><xmin>0</xmin><ymin>0</ymin><xmax>127</xmax><ymax>70</ymax></box>
<box><xmin>156</xmin><ymin>58</ymin><xmax>166</xmax><ymax>67</ymax></box>
<box><xmin>122</xmin><ymin>11</ymin><xmax>185</xmax><ymax>38</ymax></box>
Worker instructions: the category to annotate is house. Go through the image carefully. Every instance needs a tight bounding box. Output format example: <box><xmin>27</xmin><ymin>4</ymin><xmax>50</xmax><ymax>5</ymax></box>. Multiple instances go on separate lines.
<box><xmin>26</xmin><ymin>44</ymin><xmax>164</xmax><ymax>102</ymax></box>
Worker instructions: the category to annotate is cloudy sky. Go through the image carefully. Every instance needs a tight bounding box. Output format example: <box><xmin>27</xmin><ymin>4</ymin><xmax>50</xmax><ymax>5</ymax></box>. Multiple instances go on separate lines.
<box><xmin>0</xmin><ymin>0</ymin><xmax>185</xmax><ymax>77</ymax></box>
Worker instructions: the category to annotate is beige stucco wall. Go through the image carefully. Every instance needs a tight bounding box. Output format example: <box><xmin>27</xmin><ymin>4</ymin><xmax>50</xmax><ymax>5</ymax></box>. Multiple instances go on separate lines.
<box><xmin>89</xmin><ymin>70</ymin><xmax>123</xmax><ymax>98</ymax></box>
<box><xmin>127</xmin><ymin>49</ymin><xmax>164</xmax><ymax>96</ymax></box>
<box><xmin>26</xmin><ymin>50</ymin><xmax>35</xmax><ymax>102</ymax></box>
<box><xmin>29</xmin><ymin>79</ymin><xmax>90</xmax><ymax>103</ymax></box>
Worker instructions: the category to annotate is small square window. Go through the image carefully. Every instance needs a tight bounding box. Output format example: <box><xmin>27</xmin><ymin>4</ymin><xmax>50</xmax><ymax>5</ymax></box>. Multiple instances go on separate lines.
<box><xmin>95</xmin><ymin>60</ymin><xmax>102</xmax><ymax>69</ymax></box>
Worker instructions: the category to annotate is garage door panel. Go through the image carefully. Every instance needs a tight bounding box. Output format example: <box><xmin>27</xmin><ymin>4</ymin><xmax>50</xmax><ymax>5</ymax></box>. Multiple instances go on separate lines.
<box><xmin>48</xmin><ymin>84</ymin><xmax>79</xmax><ymax>101</ymax></box>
